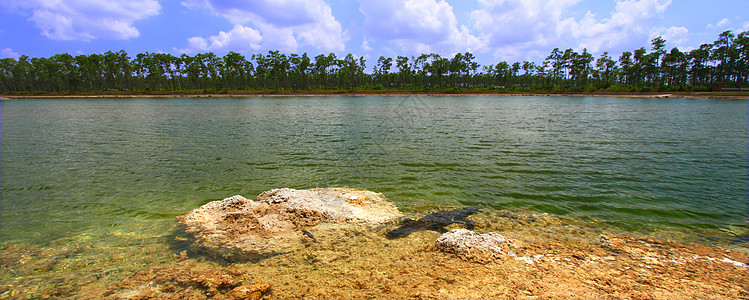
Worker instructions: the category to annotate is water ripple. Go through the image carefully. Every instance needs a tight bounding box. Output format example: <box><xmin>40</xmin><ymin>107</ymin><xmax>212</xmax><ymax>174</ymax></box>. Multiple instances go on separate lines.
<box><xmin>1</xmin><ymin>96</ymin><xmax>747</xmax><ymax>245</ymax></box>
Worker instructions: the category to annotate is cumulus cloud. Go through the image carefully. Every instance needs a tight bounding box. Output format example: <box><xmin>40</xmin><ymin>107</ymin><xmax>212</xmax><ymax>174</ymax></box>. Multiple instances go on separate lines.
<box><xmin>358</xmin><ymin>0</ymin><xmax>484</xmax><ymax>55</ymax></box>
<box><xmin>472</xmin><ymin>0</ymin><xmax>580</xmax><ymax>47</ymax></box>
<box><xmin>652</xmin><ymin>26</ymin><xmax>689</xmax><ymax>48</ymax></box>
<box><xmin>470</xmin><ymin>0</ymin><xmax>672</xmax><ymax>61</ymax></box>
<box><xmin>1</xmin><ymin>48</ymin><xmax>20</xmax><ymax>59</ymax></box>
<box><xmin>2</xmin><ymin>0</ymin><xmax>160</xmax><ymax>41</ymax></box>
<box><xmin>180</xmin><ymin>24</ymin><xmax>263</xmax><ymax>53</ymax></box>
<box><xmin>182</xmin><ymin>0</ymin><xmax>345</xmax><ymax>53</ymax></box>
<box><xmin>560</xmin><ymin>0</ymin><xmax>672</xmax><ymax>53</ymax></box>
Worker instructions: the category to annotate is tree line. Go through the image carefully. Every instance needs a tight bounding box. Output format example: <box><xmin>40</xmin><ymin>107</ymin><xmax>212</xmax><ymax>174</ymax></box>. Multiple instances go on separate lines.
<box><xmin>1</xmin><ymin>30</ymin><xmax>747</xmax><ymax>93</ymax></box>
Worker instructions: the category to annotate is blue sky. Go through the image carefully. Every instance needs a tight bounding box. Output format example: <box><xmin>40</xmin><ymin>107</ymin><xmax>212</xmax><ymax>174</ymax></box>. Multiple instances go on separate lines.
<box><xmin>1</xmin><ymin>0</ymin><xmax>747</xmax><ymax>67</ymax></box>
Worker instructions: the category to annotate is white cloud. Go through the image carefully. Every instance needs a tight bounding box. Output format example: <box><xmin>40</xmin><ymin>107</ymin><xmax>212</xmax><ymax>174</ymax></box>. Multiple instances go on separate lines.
<box><xmin>358</xmin><ymin>0</ymin><xmax>484</xmax><ymax>56</ymax></box>
<box><xmin>253</xmin><ymin>25</ymin><xmax>299</xmax><ymax>52</ymax></box>
<box><xmin>186</xmin><ymin>37</ymin><xmax>209</xmax><ymax>52</ymax></box>
<box><xmin>706</xmin><ymin>18</ymin><xmax>749</xmax><ymax>33</ymax></box>
<box><xmin>189</xmin><ymin>0</ymin><xmax>316</xmax><ymax>26</ymax></box>
<box><xmin>472</xmin><ymin>0</ymin><xmax>581</xmax><ymax>47</ymax></box>
<box><xmin>470</xmin><ymin>0</ymin><xmax>672</xmax><ymax>61</ymax></box>
<box><xmin>360</xmin><ymin>0</ymin><xmax>451</xmax><ymax>42</ymax></box>
<box><xmin>3</xmin><ymin>0</ymin><xmax>160</xmax><ymax>41</ymax></box>
<box><xmin>707</xmin><ymin>18</ymin><xmax>730</xmax><ymax>30</ymax></box>
<box><xmin>361</xmin><ymin>37</ymin><xmax>373</xmax><ymax>52</ymax></box>
<box><xmin>563</xmin><ymin>0</ymin><xmax>671</xmax><ymax>53</ymax></box>
<box><xmin>182</xmin><ymin>0</ymin><xmax>345</xmax><ymax>53</ymax></box>
<box><xmin>181</xmin><ymin>25</ymin><xmax>263</xmax><ymax>53</ymax></box>
<box><xmin>1</xmin><ymin>48</ymin><xmax>20</xmax><ymax>59</ymax></box>
<box><xmin>652</xmin><ymin>26</ymin><xmax>689</xmax><ymax>48</ymax></box>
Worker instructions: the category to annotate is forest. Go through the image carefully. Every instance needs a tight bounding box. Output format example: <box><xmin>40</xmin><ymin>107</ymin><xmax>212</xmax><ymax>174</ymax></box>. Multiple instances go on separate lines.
<box><xmin>1</xmin><ymin>30</ymin><xmax>747</xmax><ymax>94</ymax></box>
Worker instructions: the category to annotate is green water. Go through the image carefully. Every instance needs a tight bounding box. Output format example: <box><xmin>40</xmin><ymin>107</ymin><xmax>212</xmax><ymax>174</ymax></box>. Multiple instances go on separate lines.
<box><xmin>1</xmin><ymin>96</ymin><xmax>748</xmax><ymax>248</ymax></box>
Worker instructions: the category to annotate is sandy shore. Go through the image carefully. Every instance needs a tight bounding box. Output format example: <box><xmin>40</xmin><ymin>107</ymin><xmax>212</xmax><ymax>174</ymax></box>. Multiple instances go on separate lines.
<box><xmin>2</xmin><ymin>90</ymin><xmax>748</xmax><ymax>100</ymax></box>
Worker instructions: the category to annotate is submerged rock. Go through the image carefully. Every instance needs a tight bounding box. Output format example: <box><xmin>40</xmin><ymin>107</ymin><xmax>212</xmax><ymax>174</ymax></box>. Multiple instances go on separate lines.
<box><xmin>386</xmin><ymin>206</ymin><xmax>482</xmax><ymax>238</ymax></box>
<box><xmin>434</xmin><ymin>229</ymin><xmax>513</xmax><ymax>262</ymax></box>
<box><xmin>228</xmin><ymin>281</ymin><xmax>271</xmax><ymax>300</ymax></box>
<box><xmin>176</xmin><ymin>188</ymin><xmax>402</xmax><ymax>261</ymax></box>
<box><xmin>82</xmin><ymin>259</ymin><xmax>270</xmax><ymax>300</ymax></box>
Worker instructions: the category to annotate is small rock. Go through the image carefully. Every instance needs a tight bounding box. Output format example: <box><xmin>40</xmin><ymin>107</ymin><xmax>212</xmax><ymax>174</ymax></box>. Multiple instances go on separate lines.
<box><xmin>228</xmin><ymin>281</ymin><xmax>271</xmax><ymax>300</ymax></box>
<box><xmin>435</xmin><ymin>229</ymin><xmax>513</xmax><ymax>262</ymax></box>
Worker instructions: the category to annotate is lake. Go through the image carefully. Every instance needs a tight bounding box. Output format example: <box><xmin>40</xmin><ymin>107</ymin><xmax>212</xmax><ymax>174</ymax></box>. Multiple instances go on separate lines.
<box><xmin>1</xmin><ymin>95</ymin><xmax>748</xmax><ymax>296</ymax></box>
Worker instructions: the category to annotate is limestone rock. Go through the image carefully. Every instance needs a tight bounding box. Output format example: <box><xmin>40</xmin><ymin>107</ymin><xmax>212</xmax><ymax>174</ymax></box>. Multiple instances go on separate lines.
<box><xmin>256</xmin><ymin>188</ymin><xmax>402</xmax><ymax>223</ymax></box>
<box><xmin>434</xmin><ymin>229</ymin><xmax>513</xmax><ymax>262</ymax></box>
<box><xmin>176</xmin><ymin>188</ymin><xmax>402</xmax><ymax>261</ymax></box>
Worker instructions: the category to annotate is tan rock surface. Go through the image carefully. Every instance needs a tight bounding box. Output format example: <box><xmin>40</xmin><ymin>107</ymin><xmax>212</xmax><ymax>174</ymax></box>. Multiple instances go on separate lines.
<box><xmin>255</xmin><ymin>188</ymin><xmax>403</xmax><ymax>223</ymax></box>
<box><xmin>434</xmin><ymin>229</ymin><xmax>514</xmax><ymax>262</ymax></box>
<box><xmin>176</xmin><ymin>188</ymin><xmax>402</xmax><ymax>261</ymax></box>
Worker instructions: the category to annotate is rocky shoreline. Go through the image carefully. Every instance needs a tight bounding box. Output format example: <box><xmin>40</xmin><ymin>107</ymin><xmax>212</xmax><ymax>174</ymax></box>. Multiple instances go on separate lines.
<box><xmin>165</xmin><ymin>188</ymin><xmax>749</xmax><ymax>299</ymax></box>
<box><xmin>2</xmin><ymin>188</ymin><xmax>747</xmax><ymax>299</ymax></box>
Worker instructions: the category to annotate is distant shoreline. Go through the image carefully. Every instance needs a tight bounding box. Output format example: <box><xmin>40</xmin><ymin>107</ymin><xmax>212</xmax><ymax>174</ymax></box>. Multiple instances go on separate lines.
<box><xmin>2</xmin><ymin>90</ymin><xmax>748</xmax><ymax>100</ymax></box>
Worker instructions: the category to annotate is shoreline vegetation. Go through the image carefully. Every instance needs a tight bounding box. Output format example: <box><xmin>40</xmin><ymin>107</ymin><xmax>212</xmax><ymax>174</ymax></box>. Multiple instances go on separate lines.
<box><xmin>2</xmin><ymin>31</ymin><xmax>747</xmax><ymax>98</ymax></box>
<box><xmin>3</xmin><ymin>90</ymin><xmax>749</xmax><ymax>100</ymax></box>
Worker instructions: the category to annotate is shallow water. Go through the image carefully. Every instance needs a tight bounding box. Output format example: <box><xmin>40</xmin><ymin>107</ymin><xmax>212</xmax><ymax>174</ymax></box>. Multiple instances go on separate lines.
<box><xmin>1</xmin><ymin>96</ymin><xmax>748</xmax><ymax>296</ymax></box>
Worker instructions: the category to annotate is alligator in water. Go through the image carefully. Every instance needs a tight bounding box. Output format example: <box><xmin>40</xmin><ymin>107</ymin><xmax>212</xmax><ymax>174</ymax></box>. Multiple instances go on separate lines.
<box><xmin>386</xmin><ymin>206</ymin><xmax>482</xmax><ymax>239</ymax></box>
<box><xmin>732</xmin><ymin>233</ymin><xmax>749</xmax><ymax>245</ymax></box>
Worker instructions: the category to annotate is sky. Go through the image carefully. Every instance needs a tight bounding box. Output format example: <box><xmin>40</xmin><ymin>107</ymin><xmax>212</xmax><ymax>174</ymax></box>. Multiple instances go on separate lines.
<box><xmin>1</xmin><ymin>0</ymin><xmax>748</xmax><ymax>68</ymax></box>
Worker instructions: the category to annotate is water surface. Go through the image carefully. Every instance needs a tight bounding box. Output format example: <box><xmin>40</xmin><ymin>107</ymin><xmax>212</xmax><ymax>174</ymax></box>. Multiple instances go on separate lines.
<box><xmin>2</xmin><ymin>96</ymin><xmax>747</xmax><ymax>247</ymax></box>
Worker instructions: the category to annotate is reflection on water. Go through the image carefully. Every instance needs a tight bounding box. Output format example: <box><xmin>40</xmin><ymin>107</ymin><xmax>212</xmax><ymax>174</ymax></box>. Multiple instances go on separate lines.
<box><xmin>1</xmin><ymin>96</ymin><xmax>748</xmax><ymax>298</ymax></box>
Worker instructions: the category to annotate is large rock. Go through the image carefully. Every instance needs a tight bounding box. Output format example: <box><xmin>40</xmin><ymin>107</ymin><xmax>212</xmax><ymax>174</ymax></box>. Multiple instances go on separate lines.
<box><xmin>256</xmin><ymin>188</ymin><xmax>403</xmax><ymax>223</ymax></box>
<box><xmin>176</xmin><ymin>188</ymin><xmax>402</xmax><ymax>261</ymax></box>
